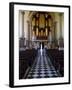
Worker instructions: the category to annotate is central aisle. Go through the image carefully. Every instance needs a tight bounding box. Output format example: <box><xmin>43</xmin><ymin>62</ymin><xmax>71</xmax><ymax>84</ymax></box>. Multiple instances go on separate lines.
<box><xmin>27</xmin><ymin>49</ymin><xmax>59</xmax><ymax>79</ymax></box>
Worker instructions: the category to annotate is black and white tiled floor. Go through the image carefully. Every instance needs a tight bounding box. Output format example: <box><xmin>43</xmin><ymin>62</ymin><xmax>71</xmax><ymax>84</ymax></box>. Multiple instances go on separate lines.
<box><xmin>27</xmin><ymin>49</ymin><xmax>60</xmax><ymax>79</ymax></box>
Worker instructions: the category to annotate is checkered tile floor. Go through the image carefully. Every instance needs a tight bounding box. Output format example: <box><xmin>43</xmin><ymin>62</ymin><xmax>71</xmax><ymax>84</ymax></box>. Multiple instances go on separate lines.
<box><xmin>27</xmin><ymin>49</ymin><xmax>60</xmax><ymax>79</ymax></box>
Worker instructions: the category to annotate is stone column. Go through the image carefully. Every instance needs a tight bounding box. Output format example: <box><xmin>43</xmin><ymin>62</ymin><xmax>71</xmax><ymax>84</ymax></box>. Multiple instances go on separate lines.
<box><xmin>27</xmin><ymin>20</ymin><xmax>31</xmax><ymax>47</ymax></box>
<box><xmin>19</xmin><ymin>11</ymin><xmax>25</xmax><ymax>47</ymax></box>
<box><xmin>59</xmin><ymin>13</ymin><xmax>63</xmax><ymax>38</ymax></box>
<box><xmin>49</xmin><ymin>31</ymin><xmax>52</xmax><ymax>44</ymax></box>
<box><xmin>58</xmin><ymin>13</ymin><xmax>64</xmax><ymax>47</ymax></box>
<box><xmin>30</xmin><ymin>20</ymin><xmax>32</xmax><ymax>40</ymax></box>
<box><xmin>27</xmin><ymin>21</ymin><xmax>30</xmax><ymax>40</ymax></box>
<box><xmin>54</xmin><ymin>21</ymin><xmax>58</xmax><ymax>45</ymax></box>
<box><xmin>21</xmin><ymin>11</ymin><xmax>25</xmax><ymax>38</ymax></box>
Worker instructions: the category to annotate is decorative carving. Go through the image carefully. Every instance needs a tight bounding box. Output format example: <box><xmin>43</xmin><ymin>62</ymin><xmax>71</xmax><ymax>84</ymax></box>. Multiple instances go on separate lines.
<box><xmin>32</xmin><ymin>12</ymin><xmax>52</xmax><ymax>40</ymax></box>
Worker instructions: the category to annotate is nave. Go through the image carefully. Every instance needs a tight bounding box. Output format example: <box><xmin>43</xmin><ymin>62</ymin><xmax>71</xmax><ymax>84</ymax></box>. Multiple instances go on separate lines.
<box><xmin>19</xmin><ymin>47</ymin><xmax>64</xmax><ymax>79</ymax></box>
<box><xmin>19</xmin><ymin>11</ymin><xmax>64</xmax><ymax>79</ymax></box>
<box><xmin>26</xmin><ymin>49</ymin><xmax>60</xmax><ymax>79</ymax></box>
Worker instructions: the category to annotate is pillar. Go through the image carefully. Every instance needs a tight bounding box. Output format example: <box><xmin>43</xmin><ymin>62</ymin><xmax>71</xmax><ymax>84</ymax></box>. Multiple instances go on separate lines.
<box><xmin>21</xmin><ymin>11</ymin><xmax>25</xmax><ymax>38</ymax></box>
<box><xmin>58</xmin><ymin>13</ymin><xmax>64</xmax><ymax>47</ymax></box>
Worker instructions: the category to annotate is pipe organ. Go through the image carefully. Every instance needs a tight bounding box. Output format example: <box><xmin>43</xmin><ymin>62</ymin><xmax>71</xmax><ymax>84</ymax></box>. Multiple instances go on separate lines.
<box><xmin>32</xmin><ymin>12</ymin><xmax>52</xmax><ymax>40</ymax></box>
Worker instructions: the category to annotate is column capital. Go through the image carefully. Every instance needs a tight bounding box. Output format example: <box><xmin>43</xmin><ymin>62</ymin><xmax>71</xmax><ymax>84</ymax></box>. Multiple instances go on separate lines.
<box><xmin>59</xmin><ymin>13</ymin><xmax>63</xmax><ymax>17</ymax></box>
<box><xmin>21</xmin><ymin>11</ymin><xmax>25</xmax><ymax>15</ymax></box>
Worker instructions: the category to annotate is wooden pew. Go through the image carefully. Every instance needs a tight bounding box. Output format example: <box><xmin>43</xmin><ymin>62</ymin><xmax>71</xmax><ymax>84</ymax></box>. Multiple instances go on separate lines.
<box><xmin>46</xmin><ymin>49</ymin><xmax>64</xmax><ymax>76</ymax></box>
<box><xmin>19</xmin><ymin>48</ymin><xmax>37</xmax><ymax>79</ymax></box>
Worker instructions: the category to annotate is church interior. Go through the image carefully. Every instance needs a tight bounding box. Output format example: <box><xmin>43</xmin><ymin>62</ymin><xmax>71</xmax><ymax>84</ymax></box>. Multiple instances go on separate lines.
<box><xmin>19</xmin><ymin>11</ymin><xmax>64</xmax><ymax>79</ymax></box>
